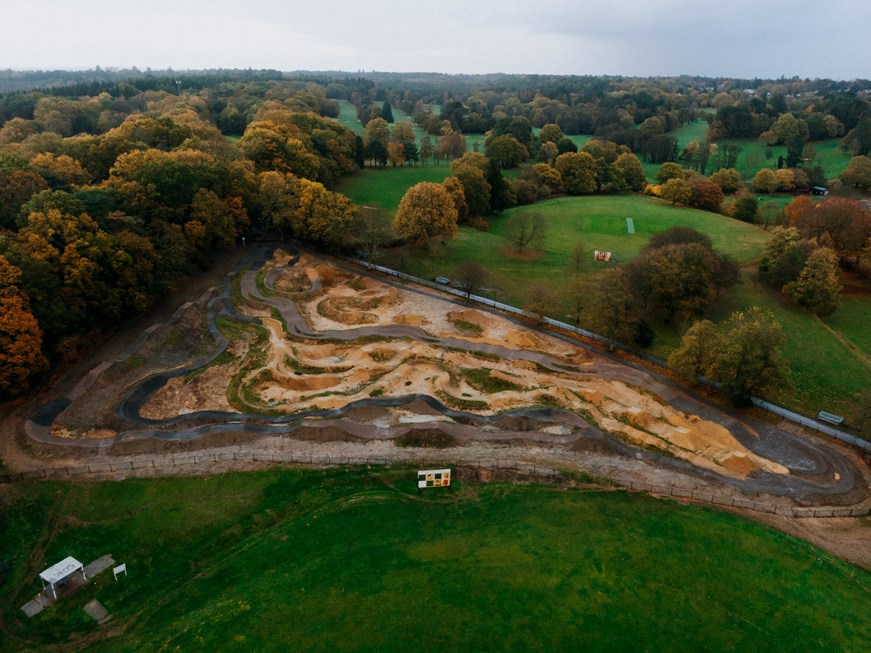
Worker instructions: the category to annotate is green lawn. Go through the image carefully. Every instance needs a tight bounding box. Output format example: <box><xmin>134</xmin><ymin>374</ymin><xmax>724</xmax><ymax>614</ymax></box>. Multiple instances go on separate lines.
<box><xmin>383</xmin><ymin>195</ymin><xmax>769</xmax><ymax>308</ymax></box>
<box><xmin>335</xmin><ymin>99</ymin><xmax>367</xmax><ymax>136</ymax></box>
<box><xmin>335</xmin><ymin>162</ymin><xmax>454</xmax><ymax>211</ymax></box>
<box><xmin>711</xmin><ymin>137</ymin><xmax>852</xmax><ymax>181</ymax></box>
<box><xmin>2</xmin><ymin>468</ymin><xmax>868</xmax><ymax>652</ymax></box>
<box><xmin>672</xmin><ymin>120</ymin><xmax>710</xmax><ymax>150</ymax></box>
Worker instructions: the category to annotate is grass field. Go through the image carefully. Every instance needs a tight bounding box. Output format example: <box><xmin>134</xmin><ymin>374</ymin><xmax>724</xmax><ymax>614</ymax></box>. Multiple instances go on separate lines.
<box><xmin>649</xmin><ymin>273</ymin><xmax>871</xmax><ymax>415</ymax></box>
<box><xmin>2</xmin><ymin>468</ymin><xmax>868</xmax><ymax>652</ymax></box>
<box><xmin>711</xmin><ymin>137</ymin><xmax>853</xmax><ymax>181</ymax></box>
<box><xmin>335</xmin><ymin>162</ymin><xmax>454</xmax><ymax>211</ymax></box>
<box><xmin>382</xmin><ymin>195</ymin><xmax>770</xmax><ymax>307</ymax></box>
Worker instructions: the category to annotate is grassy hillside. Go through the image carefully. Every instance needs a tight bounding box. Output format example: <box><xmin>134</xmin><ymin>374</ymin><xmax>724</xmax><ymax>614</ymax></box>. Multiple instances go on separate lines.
<box><xmin>382</xmin><ymin>195</ymin><xmax>769</xmax><ymax>306</ymax></box>
<box><xmin>2</xmin><ymin>468</ymin><xmax>868</xmax><ymax>652</ymax></box>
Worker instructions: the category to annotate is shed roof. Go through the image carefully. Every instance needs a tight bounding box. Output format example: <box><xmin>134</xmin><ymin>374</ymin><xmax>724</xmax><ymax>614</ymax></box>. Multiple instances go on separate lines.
<box><xmin>39</xmin><ymin>557</ymin><xmax>83</xmax><ymax>585</ymax></box>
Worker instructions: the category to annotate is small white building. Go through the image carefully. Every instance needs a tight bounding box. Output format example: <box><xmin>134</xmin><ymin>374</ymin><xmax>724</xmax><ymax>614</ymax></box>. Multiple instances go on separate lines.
<box><xmin>39</xmin><ymin>557</ymin><xmax>86</xmax><ymax>600</ymax></box>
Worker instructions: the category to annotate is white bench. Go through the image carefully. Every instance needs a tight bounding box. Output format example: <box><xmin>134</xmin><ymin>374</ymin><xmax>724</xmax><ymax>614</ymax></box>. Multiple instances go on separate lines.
<box><xmin>817</xmin><ymin>411</ymin><xmax>844</xmax><ymax>426</ymax></box>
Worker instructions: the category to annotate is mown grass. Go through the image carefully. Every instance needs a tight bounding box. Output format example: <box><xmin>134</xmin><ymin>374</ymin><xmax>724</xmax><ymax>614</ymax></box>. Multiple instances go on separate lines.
<box><xmin>1</xmin><ymin>468</ymin><xmax>868</xmax><ymax>652</ymax></box>
<box><xmin>335</xmin><ymin>162</ymin><xmax>454</xmax><ymax>212</ymax></box>
<box><xmin>382</xmin><ymin>195</ymin><xmax>769</xmax><ymax>309</ymax></box>
<box><xmin>710</xmin><ymin>137</ymin><xmax>853</xmax><ymax>181</ymax></box>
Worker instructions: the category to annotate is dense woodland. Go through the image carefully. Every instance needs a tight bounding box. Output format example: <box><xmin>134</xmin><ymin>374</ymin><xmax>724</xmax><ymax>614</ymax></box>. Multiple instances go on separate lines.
<box><xmin>1</xmin><ymin>69</ymin><xmax>870</xmax><ymax>410</ymax></box>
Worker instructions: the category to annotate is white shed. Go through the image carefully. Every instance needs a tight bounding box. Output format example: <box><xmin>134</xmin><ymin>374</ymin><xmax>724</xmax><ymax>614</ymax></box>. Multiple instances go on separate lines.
<box><xmin>39</xmin><ymin>557</ymin><xmax>86</xmax><ymax>600</ymax></box>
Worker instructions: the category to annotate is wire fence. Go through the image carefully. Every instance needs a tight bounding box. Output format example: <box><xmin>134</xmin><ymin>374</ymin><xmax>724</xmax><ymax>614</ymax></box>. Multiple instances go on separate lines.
<box><xmin>355</xmin><ymin>260</ymin><xmax>871</xmax><ymax>455</ymax></box>
<box><xmin>1</xmin><ymin>452</ymin><xmax>867</xmax><ymax>518</ymax></box>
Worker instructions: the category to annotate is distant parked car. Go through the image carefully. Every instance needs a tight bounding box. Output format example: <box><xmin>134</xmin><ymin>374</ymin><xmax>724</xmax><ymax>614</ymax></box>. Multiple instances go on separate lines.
<box><xmin>434</xmin><ymin>276</ymin><xmax>450</xmax><ymax>285</ymax></box>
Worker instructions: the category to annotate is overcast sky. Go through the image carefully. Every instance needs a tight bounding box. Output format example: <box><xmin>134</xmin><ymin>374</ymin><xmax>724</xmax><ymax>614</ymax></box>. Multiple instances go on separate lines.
<box><xmin>4</xmin><ymin>0</ymin><xmax>869</xmax><ymax>79</ymax></box>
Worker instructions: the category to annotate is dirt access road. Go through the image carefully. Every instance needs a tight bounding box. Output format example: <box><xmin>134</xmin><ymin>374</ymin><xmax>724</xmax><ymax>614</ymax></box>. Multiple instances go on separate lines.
<box><xmin>2</xmin><ymin>245</ymin><xmax>870</xmax><ymax>567</ymax></box>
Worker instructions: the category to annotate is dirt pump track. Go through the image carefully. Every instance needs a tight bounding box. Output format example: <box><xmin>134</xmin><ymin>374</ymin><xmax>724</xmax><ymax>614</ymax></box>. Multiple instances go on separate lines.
<box><xmin>3</xmin><ymin>245</ymin><xmax>871</xmax><ymax>565</ymax></box>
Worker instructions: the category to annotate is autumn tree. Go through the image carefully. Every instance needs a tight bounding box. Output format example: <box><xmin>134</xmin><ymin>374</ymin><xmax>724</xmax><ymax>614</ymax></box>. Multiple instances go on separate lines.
<box><xmin>525</xmin><ymin>282</ymin><xmax>559</xmax><ymax>323</ymax></box>
<box><xmin>613</xmin><ymin>152</ymin><xmax>646</xmax><ymax>192</ymax></box>
<box><xmin>790</xmin><ymin>198</ymin><xmax>871</xmax><ymax>264</ymax></box>
<box><xmin>349</xmin><ymin>207</ymin><xmax>393</xmax><ymax>267</ymax></box>
<box><xmin>751</xmin><ymin>168</ymin><xmax>778</xmax><ymax>193</ymax></box>
<box><xmin>507</xmin><ymin>211</ymin><xmax>547</xmax><ymax>253</ymax></box>
<box><xmin>840</xmin><ymin>155</ymin><xmax>871</xmax><ymax>191</ymax></box>
<box><xmin>581</xmin><ymin>268</ymin><xmax>643</xmax><ymax>349</ymax></box>
<box><xmin>394</xmin><ymin>182</ymin><xmax>458</xmax><ymax>244</ymax></box>
<box><xmin>659</xmin><ymin>177</ymin><xmax>691</xmax><ymax>205</ymax></box>
<box><xmin>757</xmin><ymin>226</ymin><xmax>814</xmax><ymax>289</ymax></box>
<box><xmin>387</xmin><ymin>142</ymin><xmax>406</xmax><ymax>167</ymax></box>
<box><xmin>627</xmin><ymin>242</ymin><xmax>735</xmax><ymax>324</ymax></box>
<box><xmin>527</xmin><ymin>163</ymin><xmax>562</xmax><ymax>197</ymax></box>
<box><xmin>442</xmin><ymin>176</ymin><xmax>469</xmax><ymax>223</ymax></box>
<box><xmin>783</xmin><ymin>247</ymin><xmax>842</xmax><ymax>316</ymax></box>
<box><xmin>0</xmin><ymin>255</ymin><xmax>48</xmax><ymax>398</ymax></box>
<box><xmin>0</xmin><ymin>165</ymin><xmax>49</xmax><ymax>229</ymax></box>
<box><xmin>291</xmin><ymin>178</ymin><xmax>357</xmax><ymax>249</ymax></box>
<box><xmin>686</xmin><ymin>176</ymin><xmax>724</xmax><ymax>212</ymax></box>
<box><xmin>710</xmin><ymin>167</ymin><xmax>743</xmax><ymax>193</ymax></box>
<box><xmin>238</xmin><ymin>120</ymin><xmax>321</xmax><ymax>179</ymax></box>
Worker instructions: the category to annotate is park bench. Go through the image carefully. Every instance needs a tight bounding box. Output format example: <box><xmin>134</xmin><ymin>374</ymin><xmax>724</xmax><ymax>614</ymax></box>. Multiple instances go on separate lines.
<box><xmin>817</xmin><ymin>411</ymin><xmax>844</xmax><ymax>426</ymax></box>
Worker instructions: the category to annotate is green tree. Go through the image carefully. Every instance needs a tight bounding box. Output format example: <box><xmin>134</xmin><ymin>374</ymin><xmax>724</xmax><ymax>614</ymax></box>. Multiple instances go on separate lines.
<box><xmin>450</xmin><ymin>163</ymin><xmax>491</xmax><ymax>217</ymax></box>
<box><xmin>380</xmin><ymin>101</ymin><xmax>395</xmax><ymax>123</ymax></box>
<box><xmin>538</xmin><ymin>123</ymin><xmax>564</xmax><ymax>145</ymax></box>
<box><xmin>394</xmin><ymin>182</ymin><xmax>458</xmax><ymax>244</ymax></box>
<box><xmin>667</xmin><ymin>319</ymin><xmax>719</xmax><ymax>384</ymax></box>
<box><xmin>555</xmin><ymin>152</ymin><xmax>597</xmax><ymax>194</ymax></box>
<box><xmin>732</xmin><ymin>192</ymin><xmax>758</xmax><ymax>223</ymax></box>
<box><xmin>710</xmin><ymin>307</ymin><xmax>787</xmax><ymax>405</ymax></box>
<box><xmin>486</xmin><ymin>134</ymin><xmax>528</xmax><ymax>168</ymax></box>
<box><xmin>655</xmin><ymin>162</ymin><xmax>686</xmax><ymax>184</ymax></box>
<box><xmin>757</xmin><ymin>226</ymin><xmax>814</xmax><ymax>289</ymax></box>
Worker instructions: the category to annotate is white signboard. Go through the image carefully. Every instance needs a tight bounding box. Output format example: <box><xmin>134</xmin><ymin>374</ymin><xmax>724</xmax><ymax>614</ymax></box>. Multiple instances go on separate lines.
<box><xmin>418</xmin><ymin>468</ymin><xmax>451</xmax><ymax>488</ymax></box>
<box><xmin>113</xmin><ymin>563</ymin><xmax>127</xmax><ymax>580</ymax></box>
<box><xmin>594</xmin><ymin>250</ymin><xmax>612</xmax><ymax>262</ymax></box>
